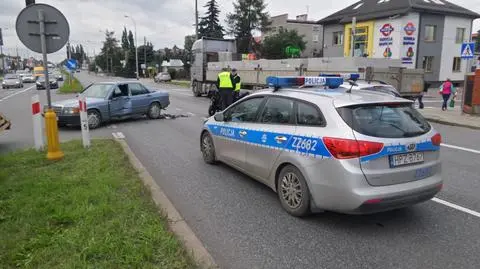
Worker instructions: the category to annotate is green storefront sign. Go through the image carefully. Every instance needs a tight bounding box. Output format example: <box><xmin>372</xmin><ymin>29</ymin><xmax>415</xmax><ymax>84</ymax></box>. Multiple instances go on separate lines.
<box><xmin>285</xmin><ymin>46</ymin><xmax>301</xmax><ymax>58</ymax></box>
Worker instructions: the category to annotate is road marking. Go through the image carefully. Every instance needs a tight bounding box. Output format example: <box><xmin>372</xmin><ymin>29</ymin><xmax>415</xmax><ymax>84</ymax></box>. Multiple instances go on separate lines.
<box><xmin>0</xmin><ymin>85</ymin><xmax>35</xmax><ymax>102</ymax></box>
<box><xmin>441</xmin><ymin>143</ymin><xmax>480</xmax><ymax>154</ymax></box>
<box><xmin>432</xmin><ymin>198</ymin><xmax>480</xmax><ymax>218</ymax></box>
<box><xmin>176</xmin><ymin>108</ymin><xmax>183</xmax><ymax>111</ymax></box>
<box><xmin>186</xmin><ymin>112</ymin><xmax>196</xmax><ymax>117</ymax></box>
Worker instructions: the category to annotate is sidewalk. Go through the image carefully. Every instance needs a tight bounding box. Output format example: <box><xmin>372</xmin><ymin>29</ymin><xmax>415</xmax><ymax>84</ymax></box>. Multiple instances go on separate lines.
<box><xmin>420</xmin><ymin>107</ymin><xmax>480</xmax><ymax>130</ymax></box>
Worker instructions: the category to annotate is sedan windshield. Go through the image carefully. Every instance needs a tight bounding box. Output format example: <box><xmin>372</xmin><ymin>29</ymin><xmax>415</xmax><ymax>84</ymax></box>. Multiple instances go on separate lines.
<box><xmin>82</xmin><ymin>84</ymin><xmax>113</xmax><ymax>98</ymax></box>
<box><xmin>5</xmin><ymin>75</ymin><xmax>18</xmax><ymax>80</ymax></box>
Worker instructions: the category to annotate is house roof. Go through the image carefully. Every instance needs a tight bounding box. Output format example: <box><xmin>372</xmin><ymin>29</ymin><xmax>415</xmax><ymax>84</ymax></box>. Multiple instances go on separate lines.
<box><xmin>319</xmin><ymin>0</ymin><xmax>480</xmax><ymax>24</ymax></box>
<box><xmin>161</xmin><ymin>59</ymin><xmax>184</xmax><ymax>67</ymax></box>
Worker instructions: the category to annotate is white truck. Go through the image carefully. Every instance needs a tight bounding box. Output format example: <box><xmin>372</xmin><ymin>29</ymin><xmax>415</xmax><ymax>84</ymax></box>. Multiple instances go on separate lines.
<box><xmin>191</xmin><ymin>38</ymin><xmax>424</xmax><ymax>99</ymax></box>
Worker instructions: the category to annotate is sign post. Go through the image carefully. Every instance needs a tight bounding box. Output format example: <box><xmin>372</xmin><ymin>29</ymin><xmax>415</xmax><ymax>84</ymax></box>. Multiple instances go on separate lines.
<box><xmin>16</xmin><ymin>3</ymin><xmax>70</xmax><ymax>160</ymax></box>
<box><xmin>79</xmin><ymin>95</ymin><xmax>90</xmax><ymax>148</ymax></box>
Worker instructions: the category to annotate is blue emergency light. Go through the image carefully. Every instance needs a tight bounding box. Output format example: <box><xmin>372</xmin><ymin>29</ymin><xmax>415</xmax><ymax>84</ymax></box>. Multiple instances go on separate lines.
<box><xmin>266</xmin><ymin>76</ymin><xmax>344</xmax><ymax>89</ymax></box>
<box><xmin>318</xmin><ymin>73</ymin><xmax>360</xmax><ymax>81</ymax></box>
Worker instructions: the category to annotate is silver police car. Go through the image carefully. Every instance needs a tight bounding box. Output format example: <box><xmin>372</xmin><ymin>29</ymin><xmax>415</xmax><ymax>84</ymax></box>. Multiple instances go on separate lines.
<box><xmin>200</xmin><ymin>76</ymin><xmax>442</xmax><ymax>217</ymax></box>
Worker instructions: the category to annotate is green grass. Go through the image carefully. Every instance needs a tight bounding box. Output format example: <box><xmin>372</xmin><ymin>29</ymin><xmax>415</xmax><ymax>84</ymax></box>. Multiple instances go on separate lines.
<box><xmin>167</xmin><ymin>80</ymin><xmax>190</xmax><ymax>88</ymax></box>
<box><xmin>0</xmin><ymin>140</ymin><xmax>197</xmax><ymax>269</ymax></box>
<box><xmin>58</xmin><ymin>76</ymin><xmax>83</xmax><ymax>94</ymax></box>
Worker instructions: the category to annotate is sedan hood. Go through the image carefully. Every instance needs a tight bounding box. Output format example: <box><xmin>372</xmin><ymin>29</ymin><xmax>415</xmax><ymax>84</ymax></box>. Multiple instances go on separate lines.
<box><xmin>52</xmin><ymin>97</ymin><xmax>105</xmax><ymax>108</ymax></box>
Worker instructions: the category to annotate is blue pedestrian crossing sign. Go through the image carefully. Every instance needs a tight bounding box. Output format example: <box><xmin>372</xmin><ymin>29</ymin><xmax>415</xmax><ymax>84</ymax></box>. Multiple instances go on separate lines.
<box><xmin>65</xmin><ymin>58</ymin><xmax>77</xmax><ymax>70</ymax></box>
<box><xmin>461</xmin><ymin>42</ymin><xmax>475</xmax><ymax>59</ymax></box>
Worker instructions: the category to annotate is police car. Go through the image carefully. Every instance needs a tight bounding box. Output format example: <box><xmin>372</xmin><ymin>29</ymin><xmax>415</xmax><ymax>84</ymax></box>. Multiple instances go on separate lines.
<box><xmin>200</xmin><ymin>75</ymin><xmax>442</xmax><ymax>217</ymax></box>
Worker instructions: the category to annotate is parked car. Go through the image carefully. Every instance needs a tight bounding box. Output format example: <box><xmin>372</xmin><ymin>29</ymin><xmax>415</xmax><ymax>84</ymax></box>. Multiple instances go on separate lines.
<box><xmin>53</xmin><ymin>72</ymin><xmax>64</xmax><ymax>81</ymax></box>
<box><xmin>21</xmin><ymin>73</ymin><xmax>36</xmax><ymax>83</ymax></box>
<box><xmin>154</xmin><ymin>72</ymin><xmax>172</xmax><ymax>83</ymax></box>
<box><xmin>2</xmin><ymin>74</ymin><xmax>23</xmax><ymax>89</ymax></box>
<box><xmin>36</xmin><ymin>76</ymin><xmax>59</xmax><ymax>90</ymax></box>
<box><xmin>200</xmin><ymin>76</ymin><xmax>442</xmax><ymax>217</ymax></box>
<box><xmin>48</xmin><ymin>81</ymin><xmax>170</xmax><ymax>129</ymax></box>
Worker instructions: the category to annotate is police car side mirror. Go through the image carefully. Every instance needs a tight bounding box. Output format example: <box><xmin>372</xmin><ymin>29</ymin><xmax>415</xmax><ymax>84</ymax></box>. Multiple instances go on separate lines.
<box><xmin>214</xmin><ymin>112</ymin><xmax>225</xmax><ymax>122</ymax></box>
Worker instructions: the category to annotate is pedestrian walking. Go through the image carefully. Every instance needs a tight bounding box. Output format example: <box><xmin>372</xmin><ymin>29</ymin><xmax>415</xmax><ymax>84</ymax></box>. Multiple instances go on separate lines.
<box><xmin>232</xmin><ymin>68</ymin><xmax>241</xmax><ymax>101</ymax></box>
<box><xmin>439</xmin><ymin>79</ymin><xmax>456</xmax><ymax>111</ymax></box>
<box><xmin>418</xmin><ymin>82</ymin><xmax>430</xmax><ymax>109</ymax></box>
<box><xmin>216</xmin><ymin>68</ymin><xmax>235</xmax><ymax>110</ymax></box>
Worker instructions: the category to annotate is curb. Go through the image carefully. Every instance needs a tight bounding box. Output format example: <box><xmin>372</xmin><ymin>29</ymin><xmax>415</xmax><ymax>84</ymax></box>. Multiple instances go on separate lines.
<box><xmin>115</xmin><ymin>138</ymin><xmax>218</xmax><ymax>269</ymax></box>
<box><xmin>424</xmin><ymin>117</ymin><xmax>480</xmax><ymax>130</ymax></box>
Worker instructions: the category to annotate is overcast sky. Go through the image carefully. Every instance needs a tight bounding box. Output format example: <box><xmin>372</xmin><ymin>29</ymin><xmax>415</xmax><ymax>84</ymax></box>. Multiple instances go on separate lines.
<box><xmin>1</xmin><ymin>0</ymin><xmax>479</xmax><ymax>63</ymax></box>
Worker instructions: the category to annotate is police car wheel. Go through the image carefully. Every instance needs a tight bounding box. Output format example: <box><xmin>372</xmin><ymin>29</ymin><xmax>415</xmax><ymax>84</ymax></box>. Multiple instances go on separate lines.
<box><xmin>201</xmin><ymin>132</ymin><xmax>216</xmax><ymax>164</ymax></box>
<box><xmin>277</xmin><ymin>165</ymin><xmax>311</xmax><ymax>217</ymax></box>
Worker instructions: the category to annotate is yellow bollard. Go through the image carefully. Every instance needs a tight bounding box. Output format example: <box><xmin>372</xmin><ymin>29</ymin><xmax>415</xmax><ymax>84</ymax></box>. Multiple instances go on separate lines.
<box><xmin>44</xmin><ymin>109</ymin><xmax>64</xmax><ymax>160</ymax></box>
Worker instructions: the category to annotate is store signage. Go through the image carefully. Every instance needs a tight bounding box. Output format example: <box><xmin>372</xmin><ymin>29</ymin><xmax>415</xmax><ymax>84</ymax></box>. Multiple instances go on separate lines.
<box><xmin>380</xmin><ymin>24</ymin><xmax>394</xmax><ymax>37</ymax></box>
<box><xmin>404</xmin><ymin>22</ymin><xmax>416</xmax><ymax>36</ymax></box>
<box><xmin>402</xmin><ymin>22</ymin><xmax>417</xmax><ymax>65</ymax></box>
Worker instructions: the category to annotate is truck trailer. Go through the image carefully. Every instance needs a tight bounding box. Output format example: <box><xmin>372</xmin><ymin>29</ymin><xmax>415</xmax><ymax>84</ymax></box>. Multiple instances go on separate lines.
<box><xmin>190</xmin><ymin>38</ymin><xmax>425</xmax><ymax>99</ymax></box>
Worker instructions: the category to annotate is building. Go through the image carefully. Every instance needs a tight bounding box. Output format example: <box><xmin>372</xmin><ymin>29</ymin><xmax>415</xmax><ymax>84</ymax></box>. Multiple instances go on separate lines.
<box><xmin>161</xmin><ymin>59</ymin><xmax>184</xmax><ymax>72</ymax></box>
<box><xmin>319</xmin><ymin>0</ymin><xmax>480</xmax><ymax>84</ymax></box>
<box><xmin>265</xmin><ymin>14</ymin><xmax>323</xmax><ymax>57</ymax></box>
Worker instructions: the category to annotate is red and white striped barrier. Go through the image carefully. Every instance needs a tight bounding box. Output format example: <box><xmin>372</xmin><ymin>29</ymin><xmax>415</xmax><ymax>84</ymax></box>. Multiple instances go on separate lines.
<box><xmin>31</xmin><ymin>94</ymin><xmax>44</xmax><ymax>150</ymax></box>
<box><xmin>79</xmin><ymin>96</ymin><xmax>90</xmax><ymax>148</ymax></box>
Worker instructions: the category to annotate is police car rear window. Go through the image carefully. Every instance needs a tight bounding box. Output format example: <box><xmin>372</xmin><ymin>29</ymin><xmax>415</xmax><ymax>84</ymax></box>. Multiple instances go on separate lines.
<box><xmin>337</xmin><ymin>103</ymin><xmax>431</xmax><ymax>138</ymax></box>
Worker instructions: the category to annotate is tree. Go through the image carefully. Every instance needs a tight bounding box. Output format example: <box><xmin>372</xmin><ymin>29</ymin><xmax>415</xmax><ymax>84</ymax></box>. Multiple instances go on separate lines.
<box><xmin>226</xmin><ymin>0</ymin><xmax>271</xmax><ymax>53</ymax></box>
<box><xmin>121</xmin><ymin>27</ymin><xmax>129</xmax><ymax>51</ymax></box>
<box><xmin>198</xmin><ymin>0</ymin><xmax>224</xmax><ymax>38</ymax></box>
<box><xmin>95</xmin><ymin>30</ymin><xmax>122</xmax><ymax>73</ymax></box>
<box><xmin>262</xmin><ymin>28</ymin><xmax>306</xmax><ymax>59</ymax></box>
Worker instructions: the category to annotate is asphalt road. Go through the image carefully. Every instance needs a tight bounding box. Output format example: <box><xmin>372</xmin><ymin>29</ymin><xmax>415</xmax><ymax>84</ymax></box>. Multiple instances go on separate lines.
<box><xmin>1</xmin><ymin>72</ymin><xmax>480</xmax><ymax>269</ymax></box>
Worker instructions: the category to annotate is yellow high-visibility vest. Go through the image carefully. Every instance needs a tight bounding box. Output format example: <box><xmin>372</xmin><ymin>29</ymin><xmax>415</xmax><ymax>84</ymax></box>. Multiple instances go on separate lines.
<box><xmin>218</xmin><ymin>72</ymin><xmax>233</xmax><ymax>89</ymax></box>
<box><xmin>234</xmin><ymin>79</ymin><xmax>241</xmax><ymax>91</ymax></box>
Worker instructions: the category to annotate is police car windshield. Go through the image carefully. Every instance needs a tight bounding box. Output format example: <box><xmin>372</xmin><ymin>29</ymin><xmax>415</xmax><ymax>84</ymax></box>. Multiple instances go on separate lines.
<box><xmin>82</xmin><ymin>84</ymin><xmax>113</xmax><ymax>98</ymax></box>
<box><xmin>337</xmin><ymin>103</ymin><xmax>431</xmax><ymax>138</ymax></box>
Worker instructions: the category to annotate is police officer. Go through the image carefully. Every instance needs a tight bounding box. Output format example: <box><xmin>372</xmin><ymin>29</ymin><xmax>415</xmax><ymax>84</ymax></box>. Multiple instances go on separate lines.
<box><xmin>216</xmin><ymin>68</ymin><xmax>235</xmax><ymax>110</ymax></box>
<box><xmin>232</xmin><ymin>68</ymin><xmax>241</xmax><ymax>101</ymax></box>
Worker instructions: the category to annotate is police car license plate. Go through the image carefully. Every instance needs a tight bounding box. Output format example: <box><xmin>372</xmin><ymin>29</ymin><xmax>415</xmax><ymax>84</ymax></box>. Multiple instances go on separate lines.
<box><xmin>389</xmin><ymin>152</ymin><xmax>424</xmax><ymax>168</ymax></box>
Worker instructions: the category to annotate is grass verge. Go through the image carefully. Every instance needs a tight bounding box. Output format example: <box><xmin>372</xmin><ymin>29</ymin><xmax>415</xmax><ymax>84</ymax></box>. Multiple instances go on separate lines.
<box><xmin>167</xmin><ymin>80</ymin><xmax>190</xmax><ymax>88</ymax></box>
<box><xmin>58</xmin><ymin>74</ymin><xmax>83</xmax><ymax>94</ymax></box>
<box><xmin>0</xmin><ymin>140</ymin><xmax>196</xmax><ymax>269</ymax></box>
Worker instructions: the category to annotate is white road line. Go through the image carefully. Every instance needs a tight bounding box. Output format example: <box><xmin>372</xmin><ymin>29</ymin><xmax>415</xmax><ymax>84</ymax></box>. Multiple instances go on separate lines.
<box><xmin>432</xmin><ymin>198</ymin><xmax>480</xmax><ymax>218</ymax></box>
<box><xmin>112</xmin><ymin>132</ymin><xmax>125</xmax><ymax>139</ymax></box>
<box><xmin>441</xmin><ymin>143</ymin><xmax>480</xmax><ymax>154</ymax></box>
<box><xmin>0</xmin><ymin>85</ymin><xmax>35</xmax><ymax>102</ymax></box>
<box><xmin>176</xmin><ymin>108</ymin><xmax>183</xmax><ymax>111</ymax></box>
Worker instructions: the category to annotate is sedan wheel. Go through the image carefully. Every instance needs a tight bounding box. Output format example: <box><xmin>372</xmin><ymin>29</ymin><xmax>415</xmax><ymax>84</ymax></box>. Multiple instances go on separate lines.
<box><xmin>200</xmin><ymin>132</ymin><xmax>216</xmax><ymax>164</ymax></box>
<box><xmin>147</xmin><ymin>102</ymin><xmax>162</xmax><ymax>119</ymax></box>
<box><xmin>87</xmin><ymin>110</ymin><xmax>102</xmax><ymax>129</ymax></box>
<box><xmin>277</xmin><ymin>165</ymin><xmax>311</xmax><ymax>217</ymax></box>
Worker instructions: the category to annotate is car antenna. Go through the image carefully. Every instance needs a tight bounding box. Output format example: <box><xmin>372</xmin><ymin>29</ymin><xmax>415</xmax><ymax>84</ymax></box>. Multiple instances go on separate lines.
<box><xmin>346</xmin><ymin>80</ymin><xmax>357</xmax><ymax>94</ymax></box>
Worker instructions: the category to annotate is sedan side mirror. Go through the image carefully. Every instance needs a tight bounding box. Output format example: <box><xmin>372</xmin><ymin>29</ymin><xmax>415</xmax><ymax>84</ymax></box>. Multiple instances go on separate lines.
<box><xmin>214</xmin><ymin>112</ymin><xmax>225</xmax><ymax>122</ymax></box>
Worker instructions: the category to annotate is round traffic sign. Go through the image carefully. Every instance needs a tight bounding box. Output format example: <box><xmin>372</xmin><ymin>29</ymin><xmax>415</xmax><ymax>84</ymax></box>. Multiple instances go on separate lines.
<box><xmin>16</xmin><ymin>3</ymin><xmax>70</xmax><ymax>54</ymax></box>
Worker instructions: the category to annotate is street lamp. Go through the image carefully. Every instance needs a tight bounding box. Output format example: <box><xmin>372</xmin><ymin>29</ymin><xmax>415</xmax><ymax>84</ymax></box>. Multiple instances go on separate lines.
<box><xmin>124</xmin><ymin>15</ymin><xmax>139</xmax><ymax>80</ymax></box>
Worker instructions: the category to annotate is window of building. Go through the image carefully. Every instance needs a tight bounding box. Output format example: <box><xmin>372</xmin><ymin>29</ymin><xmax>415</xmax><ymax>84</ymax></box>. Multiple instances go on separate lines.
<box><xmin>353</xmin><ymin>26</ymin><xmax>369</xmax><ymax>56</ymax></box>
<box><xmin>333</xmin><ymin>32</ymin><xmax>344</xmax><ymax>46</ymax></box>
<box><xmin>424</xmin><ymin>25</ymin><xmax>436</xmax><ymax>42</ymax></box>
<box><xmin>422</xmin><ymin>56</ymin><xmax>434</xmax><ymax>72</ymax></box>
<box><xmin>452</xmin><ymin>57</ymin><xmax>462</xmax><ymax>72</ymax></box>
<box><xmin>313</xmin><ymin>26</ymin><xmax>320</xmax><ymax>32</ymax></box>
<box><xmin>313</xmin><ymin>34</ymin><xmax>319</xmax><ymax>43</ymax></box>
<box><xmin>456</xmin><ymin>28</ymin><xmax>465</xmax><ymax>44</ymax></box>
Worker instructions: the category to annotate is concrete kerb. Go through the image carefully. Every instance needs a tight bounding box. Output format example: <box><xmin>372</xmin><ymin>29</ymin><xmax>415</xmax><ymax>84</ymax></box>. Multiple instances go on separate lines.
<box><xmin>115</xmin><ymin>138</ymin><xmax>218</xmax><ymax>269</ymax></box>
<box><xmin>423</xmin><ymin>117</ymin><xmax>480</xmax><ymax>130</ymax></box>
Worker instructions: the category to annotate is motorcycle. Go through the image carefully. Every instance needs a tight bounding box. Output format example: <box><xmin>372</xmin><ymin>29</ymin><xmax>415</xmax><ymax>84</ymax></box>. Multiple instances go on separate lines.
<box><xmin>208</xmin><ymin>89</ymin><xmax>250</xmax><ymax>116</ymax></box>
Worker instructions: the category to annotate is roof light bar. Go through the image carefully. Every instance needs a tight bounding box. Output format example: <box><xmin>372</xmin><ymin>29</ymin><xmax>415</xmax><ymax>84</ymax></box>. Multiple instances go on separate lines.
<box><xmin>266</xmin><ymin>76</ymin><xmax>344</xmax><ymax>89</ymax></box>
<box><xmin>318</xmin><ymin>73</ymin><xmax>360</xmax><ymax>81</ymax></box>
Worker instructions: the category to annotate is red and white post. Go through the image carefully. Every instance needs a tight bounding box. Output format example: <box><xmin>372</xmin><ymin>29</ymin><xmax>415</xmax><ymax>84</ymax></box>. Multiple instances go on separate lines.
<box><xmin>79</xmin><ymin>96</ymin><xmax>90</xmax><ymax>148</ymax></box>
<box><xmin>31</xmin><ymin>94</ymin><xmax>44</xmax><ymax>151</ymax></box>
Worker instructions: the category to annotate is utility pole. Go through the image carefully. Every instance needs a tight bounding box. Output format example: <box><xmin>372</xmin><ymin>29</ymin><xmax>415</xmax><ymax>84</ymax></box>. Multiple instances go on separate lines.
<box><xmin>0</xmin><ymin>28</ymin><xmax>3</xmax><ymax>73</ymax></box>
<box><xmin>144</xmin><ymin>36</ymin><xmax>146</xmax><ymax>77</ymax></box>
<box><xmin>195</xmin><ymin>0</ymin><xmax>199</xmax><ymax>40</ymax></box>
<box><xmin>25</xmin><ymin>0</ymin><xmax>35</xmax><ymax>6</ymax></box>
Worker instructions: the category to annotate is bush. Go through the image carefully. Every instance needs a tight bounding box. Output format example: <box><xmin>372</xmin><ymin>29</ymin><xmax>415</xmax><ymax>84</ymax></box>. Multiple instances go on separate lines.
<box><xmin>167</xmin><ymin>68</ymin><xmax>177</xmax><ymax>80</ymax></box>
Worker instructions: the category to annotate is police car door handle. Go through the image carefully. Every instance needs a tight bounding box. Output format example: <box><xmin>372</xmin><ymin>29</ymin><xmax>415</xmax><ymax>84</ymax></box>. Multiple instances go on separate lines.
<box><xmin>239</xmin><ymin>130</ymin><xmax>247</xmax><ymax>137</ymax></box>
<box><xmin>275</xmin><ymin>136</ymin><xmax>287</xmax><ymax>143</ymax></box>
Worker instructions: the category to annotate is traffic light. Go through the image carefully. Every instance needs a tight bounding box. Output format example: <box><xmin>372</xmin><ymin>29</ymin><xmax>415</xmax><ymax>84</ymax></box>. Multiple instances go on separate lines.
<box><xmin>26</xmin><ymin>0</ymin><xmax>35</xmax><ymax>6</ymax></box>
